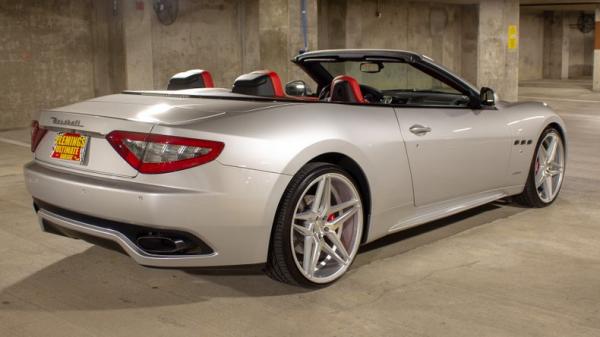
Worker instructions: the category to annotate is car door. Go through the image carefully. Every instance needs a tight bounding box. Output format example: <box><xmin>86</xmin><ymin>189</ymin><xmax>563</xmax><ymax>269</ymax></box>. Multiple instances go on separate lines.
<box><xmin>395</xmin><ymin>106</ymin><xmax>512</xmax><ymax>207</ymax></box>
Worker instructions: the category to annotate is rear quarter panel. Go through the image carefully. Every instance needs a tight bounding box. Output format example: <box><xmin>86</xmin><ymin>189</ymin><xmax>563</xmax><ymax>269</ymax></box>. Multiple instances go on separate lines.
<box><xmin>151</xmin><ymin>102</ymin><xmax>415</xmax><ymax>242</ymax></box>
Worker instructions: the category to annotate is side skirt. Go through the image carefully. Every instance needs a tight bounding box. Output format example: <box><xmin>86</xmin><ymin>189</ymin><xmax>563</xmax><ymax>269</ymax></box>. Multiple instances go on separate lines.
<box><xmin>387</xmin><ymin>185</ymin><xmax>523</xmax><ymax>234</ymax></box>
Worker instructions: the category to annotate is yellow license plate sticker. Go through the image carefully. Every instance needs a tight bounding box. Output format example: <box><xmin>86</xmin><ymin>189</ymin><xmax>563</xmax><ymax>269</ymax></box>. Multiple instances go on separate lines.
<box><xmin>51</xmin><ymin>133</ymin><xmax>89</xmax><ymax>163</ymax></box>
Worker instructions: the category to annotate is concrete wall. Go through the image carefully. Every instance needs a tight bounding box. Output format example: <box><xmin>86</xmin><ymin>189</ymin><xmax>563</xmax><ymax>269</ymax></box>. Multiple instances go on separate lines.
<box><xmin>151</xmin><ymin>0</ymin><xmax>260</xmax><ymax>89</ymax></box>
<box><xmin>542</xmin><ymin>12</ymin><xmax>564</xmax><ymax>79</ymax></box>
<box><xmin>0</xmin><ymin>0</ymin><xmax>321</xmax><ymax>129</ymax></box>
<box><xmin>478</xmin><ymin>0</ymin><xmax>519</xmax><ymax>102</ymax></box>
<box><xmin>258</xmin><ymin>0</ymin><xmax>318</xmax><ymax>86</ymax></box>
<box><xmin>317</xmin><ymin>0</ymin><xmax>346</xmax><ymax>50</ymax></box>
<box><xmin>137</xmin><ymin>0</ymin><xmax>316</xmax><ymax>90</ymax></box>
<box><xmin>519</xmin><ymin>12</ymin><xmax>544</xmax><ymax>80</ymax></box>
<box><xmin>0</xmin><ymin>0</ymin><xmax>97</xmax><ymax>129</ymax></box>
<box><xmin>595</xmin><ymin>7</ymin><xmax>600</xmax><ymax>92</ymax></box>
<box><xmin>318</xmin><ymin>1</ymin><xmax>478</xmax><ymax>84</ymax></box>
<box><xmin>461</xmin><ymin>5</ymin><xmax>479</xmax><ymax>86</ymax></box>
<box><xmin>152</xmin><ymin>0</ymin><xmax>318</xmax><ymax>89</ymax></box>
<box><xmin>530</xmin><ymin>11</ymin><xmax>595</xmax><ymax>80</ymax></box>
<box><xmin>9</xmin><ymin>0</ymin><xmax>588</xmax><ymax>128</ymax></box>
<box><xmin>0</xmin><ymin>0</ymin><xmax>125</xmax><ymax>130</ymax></box>
<box><xmin>91</xmin><ymin>0</ymin><xmax>126</xmax><ymax>97</ymax></box>
<box><xmin>0</xmin><ymin>0</ymin><xmax>266</xmax><ymax>129</ymax></box>
<box><xmin>566</xmin><ymin>13</ymin><xmax>594</xmax><ymax>78</ymax></box>
<box><xmin>123</xmin><ymin>0</ymin><xmax>154</xmax><ymax>90</ymax></box>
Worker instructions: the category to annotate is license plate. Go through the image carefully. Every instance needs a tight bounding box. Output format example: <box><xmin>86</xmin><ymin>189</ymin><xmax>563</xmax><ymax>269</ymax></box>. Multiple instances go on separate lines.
<box><xmin>51</xmin><ymin>132</ymin><xmax>89</xmax><ymax>164</ymax></box>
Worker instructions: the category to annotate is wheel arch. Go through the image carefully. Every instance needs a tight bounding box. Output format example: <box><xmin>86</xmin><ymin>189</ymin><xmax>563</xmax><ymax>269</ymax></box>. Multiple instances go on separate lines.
<box><xmin>546</xmin><ymin>121</ymin><xmax>567</xmax><ymax>150</ymax></box>
<box><xmin>535</xmin><ymin>120</ymin><xmax>567</xmax><ymax>162</ymax></box>
<box><xmin>515</xmin><ymin>121</ymin><xmax>567</xmax><ymax>207</ymax></box>
<box><xmin>264</xmin><ymin>154</ymin><xmax>373</xmax><ymax>286</ymax></box>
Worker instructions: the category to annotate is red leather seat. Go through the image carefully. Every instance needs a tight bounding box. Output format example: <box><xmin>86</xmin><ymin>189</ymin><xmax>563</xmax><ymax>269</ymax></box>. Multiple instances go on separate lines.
<box><xmin>232</xmin><ymin>70</ymin><xmax>284</xmax><ymax>97</ymax></box>
<box><xmin>329</xmin><ymin>75</ymin><xmax>365</xmax><ymax>103</ymax></box>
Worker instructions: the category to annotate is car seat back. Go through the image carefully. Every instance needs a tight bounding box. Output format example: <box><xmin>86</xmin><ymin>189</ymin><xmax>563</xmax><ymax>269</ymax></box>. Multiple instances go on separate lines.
<box><xmin>329</xmin><ymin>75</ymin><xmax>365</xmax><ymax>103</ymax></box>
<box><xmin>232</xmin><ymin>70</ymin><xmax>284</xmax><ymax>97</ymax></box>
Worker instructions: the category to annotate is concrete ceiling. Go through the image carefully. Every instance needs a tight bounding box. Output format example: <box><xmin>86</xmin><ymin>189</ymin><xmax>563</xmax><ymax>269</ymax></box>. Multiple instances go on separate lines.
<box><xmin>520</xmin><ymin>0</ymin><xmax>600</xmax><ymax>4</ymax></box>
<box><xmin>422</xmin><ymin>0</ymin><xmax>599</xmax><ymax>11</ymax></box>
<box><xmin>521</xmin><ymin>1</ymin><xmax>600</xmax><ymax>12</ymax></box>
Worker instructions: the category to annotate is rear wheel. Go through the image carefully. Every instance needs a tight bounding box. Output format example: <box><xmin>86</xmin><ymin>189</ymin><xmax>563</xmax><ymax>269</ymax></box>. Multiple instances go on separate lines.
<box><xmin>516</xmin><ymin>127</ymin><xmax>565</xmax><ymax>207</ymax></box>
<box><xmin>266</xmin><ymin>163</ymin><xmax>364</xmax><ymax>287</ymax></box>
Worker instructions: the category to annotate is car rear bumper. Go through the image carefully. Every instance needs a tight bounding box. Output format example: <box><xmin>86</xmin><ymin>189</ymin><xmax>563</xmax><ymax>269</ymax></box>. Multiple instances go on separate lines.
<box><xmin>23</xmin><ymin>161</ymin><xmax>292</xmax><ymax>267</ymax></box>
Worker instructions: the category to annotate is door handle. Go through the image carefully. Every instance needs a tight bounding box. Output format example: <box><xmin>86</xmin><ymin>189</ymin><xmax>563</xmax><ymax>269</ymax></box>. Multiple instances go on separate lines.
<box><xmin>409</xmin><ymin>124</ymin><xmax>432</xmax><ymax>135</ymax></box>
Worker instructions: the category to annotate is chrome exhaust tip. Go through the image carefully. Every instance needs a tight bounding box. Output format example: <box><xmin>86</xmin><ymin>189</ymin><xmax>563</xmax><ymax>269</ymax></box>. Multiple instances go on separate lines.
<box><xmin>136</xmin><ymin>234</ymin><xmax>190</xmax><ymax>254</ymax></box>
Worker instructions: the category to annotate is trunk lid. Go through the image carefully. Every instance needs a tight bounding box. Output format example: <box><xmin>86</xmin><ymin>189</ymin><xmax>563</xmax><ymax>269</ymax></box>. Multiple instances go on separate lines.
<box><xmin>52</xmin><ymin>93</ymin><xmax>291</xmax><ymax>125</ymax></box>
<box><xmin>35</xmin><ymin>93</ymin><xmax>290</xmax><ymax>178</ymax></box>
<box><xmin>36</xmin><ymin>110</ymin><xmax>153</xmax><ymax>178</ymax></box>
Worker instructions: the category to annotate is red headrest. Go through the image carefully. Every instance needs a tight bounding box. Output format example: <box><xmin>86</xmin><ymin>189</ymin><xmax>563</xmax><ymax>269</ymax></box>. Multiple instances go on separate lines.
<box><xmin>232</xmin><ymin>70</ymin><xmax>284</xmax><ymax>97</ymax></box>
<box><xmin>198</xmin><ymin>70</ymin><xmax>214</xmax><ymax>88</ymax></box>
<box><xmin>330</xmin><ymin>75</ymin><xmax>365</xmax><ymax>103</ymax></box>
<box><xmin>260</xmin><ymin>70</ymin><xmax>284</xmax><ymax>97</ymax></box>
<box><xmin>167</xmin><ymin>69</ymin><xmax>214</xmax><ymax>90</ymax></box>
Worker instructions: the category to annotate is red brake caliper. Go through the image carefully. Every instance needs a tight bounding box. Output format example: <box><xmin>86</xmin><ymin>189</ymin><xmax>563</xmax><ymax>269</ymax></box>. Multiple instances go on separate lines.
<box><xmin>327</xmin><ymin>213</ymin><xmax>336</xmax><ymax>222</ymax></box>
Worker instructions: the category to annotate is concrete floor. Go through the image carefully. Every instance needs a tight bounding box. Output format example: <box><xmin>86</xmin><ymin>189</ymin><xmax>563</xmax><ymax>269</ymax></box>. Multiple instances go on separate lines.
<box><xmin>0</xmin><ymin>81</ymin><xmax>599</xmax><ymax>337</ymax></box>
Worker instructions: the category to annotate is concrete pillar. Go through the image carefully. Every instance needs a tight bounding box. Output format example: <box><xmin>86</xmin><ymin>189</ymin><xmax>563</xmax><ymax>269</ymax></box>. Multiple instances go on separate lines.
<box><xmin>594</xmin><ymin>7</ymin><xmax>600</xmax><ymax>91</ymax></box>
<box><xmin>122</xmin><ymin>0</ymin><xmax>154</xmax><ymax>90</ymax></box>
<box><xmin>561</xmin><ymin>15</ymin><xmax>570</xmax><ymax>80</ymax></box>
<box><xmin>91</xmin><ymin>0</ymin><xmax>112</xmax><ymax>96</ymax></box>
<box><xmin>258</xmin><ymin>0</ymin><xmax>288</xmax><ymax>80</ymax></box>
<box><xmin>542</xmin><ymin>12</ymin><xmax>570</xmax><ymax>80</ymax></box>
<box><xmin>477</xmin><ymin>0</ymin><xmax>519</xmax><ymax>102</ymax></box>
<box><xmin>317</xmin><ymin>0</ymin><xmax>347</xmax><ymax>50</ymax></box>
<box><xmin>258</xmin><ymin>0</ymin><xmax>318</xmax><ymax>84</ymax></box>
<box><xmin>91</xmin><ymin>0</ymin><xmax>126</xmax><ymax>95</ymax></box>
<box><xmin>239</xmin><ymin>0</ymin><xmax>261</xmax><ymax>75</ymax></box>
<box><xmin>461</xmin><ymin>5</ymin><xmax>479</xmax><ymax>86</ymax></box>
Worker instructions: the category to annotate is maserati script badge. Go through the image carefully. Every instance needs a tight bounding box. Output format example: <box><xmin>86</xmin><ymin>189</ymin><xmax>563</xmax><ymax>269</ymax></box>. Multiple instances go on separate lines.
<box><xmin>50</xmin><ymin>117</ymin><xmax>84</xmax><ymax>127</ymax></box>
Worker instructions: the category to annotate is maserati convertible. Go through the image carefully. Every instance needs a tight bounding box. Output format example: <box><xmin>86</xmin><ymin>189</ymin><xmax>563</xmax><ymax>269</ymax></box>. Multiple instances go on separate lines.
<box><xmin>24</xmin><ymin>49</ymin><xmax>566</xmax><ymax>287</ymax></box>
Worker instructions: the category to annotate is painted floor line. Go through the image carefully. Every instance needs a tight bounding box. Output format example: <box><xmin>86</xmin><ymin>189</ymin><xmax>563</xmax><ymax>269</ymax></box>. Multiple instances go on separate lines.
<box><xmin>519</xmin><ymin>96</ymin><xmax>600</xmax><ymax>104</ymax></box>
<box><xmin>0</xmin><ymin>137</ymin><xmax>30</xmax><ymax>148</ymax></box>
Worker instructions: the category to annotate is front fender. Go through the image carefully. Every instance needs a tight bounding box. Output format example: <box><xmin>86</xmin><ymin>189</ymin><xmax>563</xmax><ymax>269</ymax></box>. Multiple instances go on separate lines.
<box><xmin>500</xmin><ymin>101</ymin><xmax>567</xmax><ymax>187</ymax></box>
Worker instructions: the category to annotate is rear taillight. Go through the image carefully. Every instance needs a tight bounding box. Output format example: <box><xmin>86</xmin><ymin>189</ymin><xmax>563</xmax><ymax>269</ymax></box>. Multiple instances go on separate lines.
<box><xmin>106</xmin><ymin>131</ymin><xmax>224</xmax><ymax>174</ymax></box>
<box><xmin>30</xmin><ymin>120</ymin><xmax>47</xmax><ymax>152</ymax></box>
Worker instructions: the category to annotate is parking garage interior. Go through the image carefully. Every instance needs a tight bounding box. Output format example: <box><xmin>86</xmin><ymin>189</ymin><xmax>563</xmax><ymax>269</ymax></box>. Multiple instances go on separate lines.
<box><xmin>1</xmin><ymin>0</ymin><xmax>599</xmax><ymax>336</ymax></box>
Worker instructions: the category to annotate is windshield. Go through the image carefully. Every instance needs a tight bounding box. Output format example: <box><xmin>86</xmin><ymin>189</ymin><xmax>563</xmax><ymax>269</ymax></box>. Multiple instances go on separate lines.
<box><xmin>301</xmin><ymin>60</ymin><xmax>472</xmax><ymax>107</ymax></box>
<box><xmin>321</xmin><ymin>61</ymin><xmax>460</xmax><ymax>94</ymax></box>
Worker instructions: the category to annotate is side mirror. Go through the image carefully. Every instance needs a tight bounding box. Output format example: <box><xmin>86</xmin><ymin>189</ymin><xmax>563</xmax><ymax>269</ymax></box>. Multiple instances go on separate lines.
<box><xmin>480</xmin><ymin>87</ymin><xmax>496</xmax><ymax>106</ymax></box>
<box><xmin>285</xmin><ymin>80</ymin><xmax>307</xmax><ymax>96</ymax></box>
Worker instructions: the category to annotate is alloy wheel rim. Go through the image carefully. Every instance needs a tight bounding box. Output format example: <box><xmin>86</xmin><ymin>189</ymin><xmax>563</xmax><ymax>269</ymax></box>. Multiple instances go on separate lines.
<box><xmin>535</xmin><ymin>131</ymin><xmax>565</xmax><ymax>203</ymax></box>
<box><xmin>290</xmin><ymin>173</ymin><xmax>363</xmax><ymax>284</ymax></box>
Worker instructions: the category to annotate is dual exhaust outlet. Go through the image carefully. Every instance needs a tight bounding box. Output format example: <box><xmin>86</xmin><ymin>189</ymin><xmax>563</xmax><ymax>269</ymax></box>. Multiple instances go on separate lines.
<box><xmin>136</xmin><ymin>233</ymin><xmax>190</xmax><ymax>255</ymax></box>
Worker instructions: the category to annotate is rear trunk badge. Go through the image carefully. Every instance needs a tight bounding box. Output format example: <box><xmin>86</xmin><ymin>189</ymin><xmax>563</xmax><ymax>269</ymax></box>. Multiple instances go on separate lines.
<box><xmin>50</xmin><ymin>117</ymin><xmax>84</xmax><ymax>128</ymax></box>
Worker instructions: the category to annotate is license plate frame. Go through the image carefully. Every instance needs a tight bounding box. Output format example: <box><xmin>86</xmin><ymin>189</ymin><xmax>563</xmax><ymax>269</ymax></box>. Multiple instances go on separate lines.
<box><xmin>50</xmin><ymin>132</ymin><xmax>90</xmax><ymax>165</ymax></box>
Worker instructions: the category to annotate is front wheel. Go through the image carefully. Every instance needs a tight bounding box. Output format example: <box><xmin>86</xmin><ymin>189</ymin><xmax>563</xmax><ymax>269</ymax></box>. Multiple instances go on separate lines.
<box><xmin>266</xmin><ymin>163</ymin><xmax>364</xmax><ymax>287</ymax></box>
<box><xmin>516</xmin><ymin>127</ymin><xmax>565</xmax><ymax>207</ymax></box>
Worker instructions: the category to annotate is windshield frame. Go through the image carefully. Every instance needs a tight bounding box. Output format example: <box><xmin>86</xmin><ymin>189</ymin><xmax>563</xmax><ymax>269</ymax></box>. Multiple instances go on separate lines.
<box><xmin>293</xmin><ymin>49</ymin><xmax>481</xmax><ymax>107</ymax></box>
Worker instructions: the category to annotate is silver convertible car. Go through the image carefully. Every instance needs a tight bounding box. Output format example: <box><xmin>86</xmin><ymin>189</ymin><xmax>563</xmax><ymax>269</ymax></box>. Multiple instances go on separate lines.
<box><xmin>24</xmin><ymin>49</ymin><xmax>566</xmax><ymax>287</ymax></box>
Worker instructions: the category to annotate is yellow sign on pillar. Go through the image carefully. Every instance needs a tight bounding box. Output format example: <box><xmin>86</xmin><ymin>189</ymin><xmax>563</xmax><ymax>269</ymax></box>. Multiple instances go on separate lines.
<box><xmin>508</xmin><ymin>25</ymin><xmax>518</xmax><ymax>50</ymax></box>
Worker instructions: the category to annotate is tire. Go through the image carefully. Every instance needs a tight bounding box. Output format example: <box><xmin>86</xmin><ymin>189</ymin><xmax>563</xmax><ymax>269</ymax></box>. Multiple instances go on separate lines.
<box><xmin>515</xmin><ymin>127</ymin><xmax>565</xmax><ymax>208</ymax></box>
<box><xmin>265</xmin><ymin>162</ymin><xmax>364</xmax><ymax>287</ymax></box>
